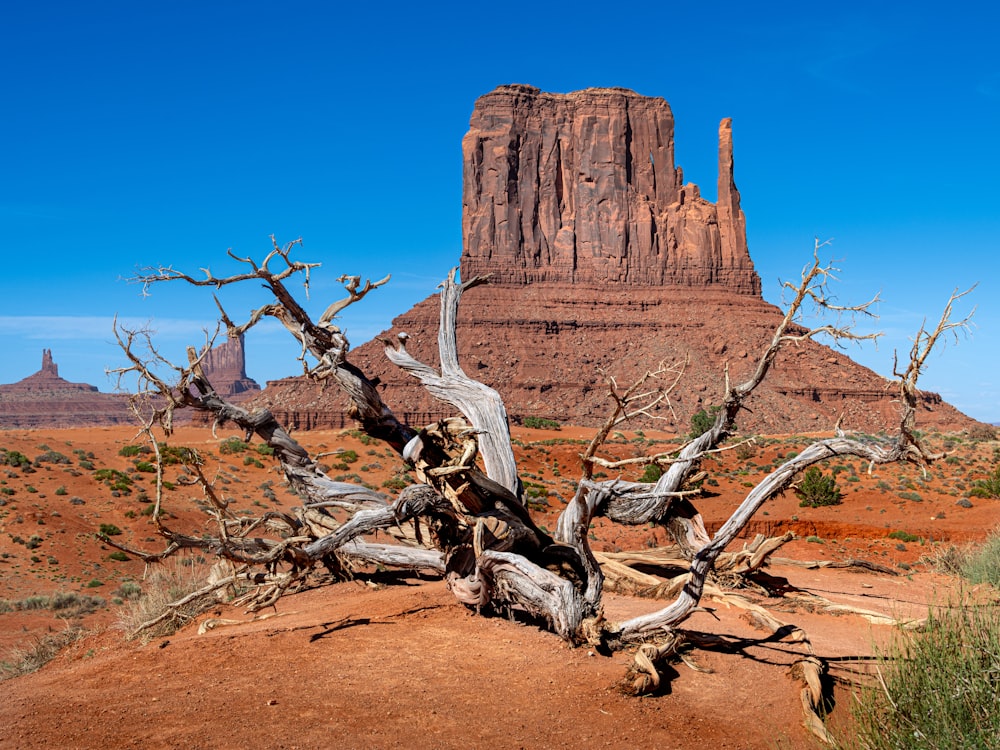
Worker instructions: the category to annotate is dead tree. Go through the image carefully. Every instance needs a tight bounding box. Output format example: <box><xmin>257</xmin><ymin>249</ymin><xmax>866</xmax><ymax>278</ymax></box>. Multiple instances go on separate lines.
<box><xmin>112</xmin><ymin>236</ymin><xmax>971</xmax><ymax>707</ymax></box>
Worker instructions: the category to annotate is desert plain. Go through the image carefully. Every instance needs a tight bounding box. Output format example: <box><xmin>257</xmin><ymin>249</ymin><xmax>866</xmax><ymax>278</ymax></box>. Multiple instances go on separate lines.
<box><xmin>0</xmin><ymin>422</ymin><xmax>997</xmax><ymax>749</ymax></box>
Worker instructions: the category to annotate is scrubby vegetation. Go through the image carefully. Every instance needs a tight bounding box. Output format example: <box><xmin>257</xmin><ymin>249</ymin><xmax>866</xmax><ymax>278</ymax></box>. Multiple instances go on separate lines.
<box><xmin>846</xmin><ymin>602</ymin><xmax>1000</xmax><ymax>749</ymax></box>
<box><xmin>523</xmin><ymin>416</ymin><xmax>561</xmax><ymax>430</ymax></box>
<box><xmin>795</xmin><ymin>467</ymin><xmax>842</xmax><ymax>507</ymax></box>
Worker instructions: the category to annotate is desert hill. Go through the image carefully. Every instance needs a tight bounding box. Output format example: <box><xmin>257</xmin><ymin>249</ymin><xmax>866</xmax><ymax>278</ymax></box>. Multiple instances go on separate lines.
<box><xmin>253</xmin><ymin>85</ymin><xmax>974</xmax><ymax>435</ymax></box>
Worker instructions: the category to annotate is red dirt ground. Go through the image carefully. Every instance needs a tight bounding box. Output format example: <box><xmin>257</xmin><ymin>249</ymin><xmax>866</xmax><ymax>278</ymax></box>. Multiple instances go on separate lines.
<box><xmin>1</xmin><ymin>425</ymin><xmax>998</xmax><ymax>748</ymax></box>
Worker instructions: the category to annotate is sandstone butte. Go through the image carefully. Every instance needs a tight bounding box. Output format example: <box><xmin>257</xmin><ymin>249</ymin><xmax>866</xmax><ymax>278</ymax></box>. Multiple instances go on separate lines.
<box><xmin>0</xmin><ymin>86</ymin><xmax>976</xmax><ymax>435</ymax></box>
<box><xmin>0</xmin><ymin>336</ymin><xmax>260</xmax><ymax>429</ymax></box>
<box><xmin>253</xmin><ymin>85</ymin><xmax>974</xmax><ymax>435</ymax></box>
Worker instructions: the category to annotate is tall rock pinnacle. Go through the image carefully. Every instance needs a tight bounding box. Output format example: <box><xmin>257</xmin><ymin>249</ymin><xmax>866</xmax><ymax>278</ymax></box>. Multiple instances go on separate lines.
<box><xmin>460</xmin><ymin>85</ymin><xmax>760</xmax><ymax>294</ymax></box>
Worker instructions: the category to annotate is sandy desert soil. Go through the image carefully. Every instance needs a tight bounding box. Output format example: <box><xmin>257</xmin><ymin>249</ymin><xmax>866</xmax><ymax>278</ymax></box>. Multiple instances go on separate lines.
<box><xmin>1</xmin><ymin>424</ymin><xmax>998</xmax><ymax>748</ymax></box>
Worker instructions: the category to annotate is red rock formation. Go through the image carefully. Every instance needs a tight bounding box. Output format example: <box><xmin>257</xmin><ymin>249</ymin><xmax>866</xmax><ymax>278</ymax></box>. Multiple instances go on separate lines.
<box><xmin>199</xmin><ymin>334</ymin><xmax>261</xmax><ymax>401</ymax></box>
<box><xmin>251</xmin><ymin>86</ymin><xmax>977</xmax><ymax>435</ymax></box>
<box><xmin>0</xmin><ymin>350</ymin><xmax>132</xmax><ymax>428</ymax></box>
<box><xmin>461</xmin><ymin>86</ymin><xmax>760</xmax><ymax>294</ymax></box>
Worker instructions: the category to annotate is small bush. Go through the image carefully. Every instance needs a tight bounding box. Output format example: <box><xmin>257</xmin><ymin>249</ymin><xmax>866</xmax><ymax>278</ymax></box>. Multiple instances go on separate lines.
<box><xmin>218</xmin><ymin>437</ymin><xmax>249</xmax><ymax>455</ymax></box>
<box><xmin>54</xmin><ymin>486</ymin><xmax>67</xmax><ymax>496</ymax></box>
<box><xmin>688</xmin><ymin>406</ymin><xmax>720</xmax><ymax>439</ymax></box>
<box><xmin>382</xmin><ymin>476</ymin><xmax>412</xmax><ymax>491</ymax></box>
<box><xmin>158</xmin><ymin>443</ymin><xmax>200</xmax><ymax>466</ymax></box>
<box><xmin>108</xmin><ymin>551</ymin><xmax>130</xmax><ymax>562</ymax></box>
<box><xmin>969</xmin><ymin>465</ymin><xmax>1000</xmax><ymax>499</ymax></box>
<box><xmin>523</xmin><ymin>416</ymin><xmax>561</xmax><ymax>430</ymax></box>
<box><xmin>0</xmin><ymin>449</ymin><xmax>31</xmax><ymax>468</ymax></box>
<box><xmin>99</xmin><ymin>524</ymin><xmax>123</xmax><ymax>537</ymax></box>
<box><xmin>33</xmin><ymin>450</ymin><xmax>71</xmax><ymax>466</ymax></box>
<box><xmin>118</xmin><ymin>445</ymin><xmax>146</xmax><ymax>457</ymax></box>
<box><xmin>887</xmin><ymin>530</ymin><xmax>920</xmax><ymax>543</ymax></box>
<box><xmin>639</xmin><ymin>464</ymin><xmax>663</xmax><ymax>483</ymax></box>
<box><xmin>795</xmin><ymin>467</ymin><xmax>842</xmax><ymax>507</ymax></box>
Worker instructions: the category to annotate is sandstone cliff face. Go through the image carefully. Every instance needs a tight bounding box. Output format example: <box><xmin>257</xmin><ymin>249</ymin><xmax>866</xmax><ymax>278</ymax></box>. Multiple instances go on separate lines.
<box><xmin>200</xmin><ymin>335</ymin><xmax>261</xmax><ymax>401</ymax></box>
<box><xmin>461</xmin><ymin>85</ymin><xmax>760</xmax><ymax>294</ymax></box>
<box><xmin>0</xmin><ymin>350</ymin><xmax>132</xmax><ymax>429</ymax></box>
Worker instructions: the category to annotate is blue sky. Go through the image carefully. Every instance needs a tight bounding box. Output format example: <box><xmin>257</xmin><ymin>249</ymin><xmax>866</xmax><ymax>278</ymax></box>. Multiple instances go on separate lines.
<box><xmin>2</xmin><ymin>1</ymin><xmax>998</xmax><ymax>423</ymax></box>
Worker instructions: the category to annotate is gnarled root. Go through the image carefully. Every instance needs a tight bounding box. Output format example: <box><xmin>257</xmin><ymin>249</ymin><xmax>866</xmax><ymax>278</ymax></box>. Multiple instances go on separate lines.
<box><xmin>618</xmin><ymin>632</ymin><xmax>684</xmax><ymax>696</ymax></box>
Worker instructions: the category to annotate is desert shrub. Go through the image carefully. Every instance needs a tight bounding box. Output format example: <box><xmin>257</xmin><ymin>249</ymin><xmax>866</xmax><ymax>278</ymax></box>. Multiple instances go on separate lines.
<box><xmin>94</xmin><ymin>468</ymin><xmax>132</xmax><ymax>494</ymax></box>
<box><xmin>958</xmin><ymin>531</ymin><xmax>1000</xmax><ymax>587</ymax></box>
<box><xmin>242</xmin><ymin>455</ymin><xmax>264</xmax><ymax>468</ymax></box>
<box><xmin>255</xmin><ymin>443</ymin><xmax>274</xmax><ymax>456</ymax></box>
<box><xmin>734</xmin><ymin>441</ymin><xmax>756</xmax><ymax>461</ymax></box>
<box><xmin>118</xmin><ymin>444</ymin><xmax>146</xmax><ymax>457</ymax></box>
<box><xmin>382</xmin><ymin>475</ymin><xmax>413</xmax><ymax>491</ymax></box>
<box><xmin>0</xmin><ymin>449</ymin><xmax>31</xmax><ymax>468</ymax></box>
<box><xmin>54</xmin><ymin>486</ymin><xmax>67</xmax><ymax>496</ymax></box>
<box><xmin>969</xmin><ymin>465</ymin><xmax>1000</xmax><ymax>499</ymax></box>
<box><xmin>108</xmin><ymin>550</ymin><xmax>130</xmax><ymax>562</ymax></box>
<box><xmin>340</xmin><ymin>449</ymin><xmax>359</xmax><ymax>464</ymax></box>
<box><xmin>795</xmin><ymin>467</ymin><xmax>842</xmax><ymax>507</ymax></box>
<box><xmin>134</xmin><ymin>460</ymin><xmax>157</xmax><ymax>473</ymax></box>
<box><xmin>524</xmin><ymin>483</ymin><xmax>548</xmax><ymax>499</ymax></box>
<box><xmin>846</xmin><ymin>604</ymin><xmax>1000</xmax><ymax>749</ymax></box>
<box><xmin>688</xmin><ymin>406</ymin><xmax>719</xmax><ymax>439</ymax></box>
<box><xmin>25</xmin><ymin>535</ymin><xmax>43</xmax><ymax>550</ymax></box>
<box><xmin>523</xmin><ymin>416</ymin><xmax>561</xmax><ymax>430</ymax></box>
<box><xmin>157</xmin><ymin>443</ymin><xmax>199</xmax><ymax>466</ymax></box>
<box><xmin>99</xmin><ymin>523</ymin><xmax>122</xmax><ymax>536</ymax></box>
<box><xmin>33</xmin><ymin>450</ymin><xmax>71</xmax><ymax>466</ymax></box>
<box><xmin>639</xmin><ymin>464</ymin><xmax>663</xmax><ymax>483</ymax></box>
<box><xmin>887</xmin><ymin>530</ymin><xmax>920</xmax><ymax>543</ymax></box>
<box><xmin>218</xmin><ymin>437</ymin><xmax>249</xmax><ymax>455</ymax></box>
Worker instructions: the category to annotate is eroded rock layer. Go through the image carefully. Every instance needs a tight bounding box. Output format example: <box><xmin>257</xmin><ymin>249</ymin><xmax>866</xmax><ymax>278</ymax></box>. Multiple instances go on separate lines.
<box><xmin>461</xmin><ymin>85</ymin><xmax>760</xmax><ymax>294</ymax></box>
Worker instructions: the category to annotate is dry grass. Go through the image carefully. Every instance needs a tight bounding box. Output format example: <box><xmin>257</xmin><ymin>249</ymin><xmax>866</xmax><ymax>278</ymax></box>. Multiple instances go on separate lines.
<box><xmin>116</xmin><ymin>555</ymin><xmax>219</xmax><ymax>640</ymax></box>
<box><xmin>0</xmin><ymin>623</ymin><xmax>87</xmax><ymax>682</ymax></box>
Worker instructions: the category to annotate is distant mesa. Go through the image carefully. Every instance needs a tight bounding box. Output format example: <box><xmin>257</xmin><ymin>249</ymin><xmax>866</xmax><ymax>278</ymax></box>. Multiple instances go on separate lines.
<box><xmin>253</xmin><ymin>85</ymin><xmax>978</xmax><ymax>435</ymax></box>
<box><xmin>0</xmin><ymin>349</ymin><xmax>132</xmax><ymax>429</ymax></box>
<box><xmin>0</xmin><ymin>335</ymin><xmax>261</xmax><ymax>430</ymax></box>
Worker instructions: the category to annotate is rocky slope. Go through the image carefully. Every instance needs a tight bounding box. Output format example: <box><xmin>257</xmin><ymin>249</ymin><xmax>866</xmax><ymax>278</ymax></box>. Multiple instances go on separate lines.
<box><xmin>252</xmin><ymin>85</ymin><xmax>975</xmax><ymax>435</ymax></box>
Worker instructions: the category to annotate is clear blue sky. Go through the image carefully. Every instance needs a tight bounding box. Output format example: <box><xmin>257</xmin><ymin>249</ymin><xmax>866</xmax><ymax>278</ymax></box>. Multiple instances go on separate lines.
<box><xmin>2</xmin><ymin>1</ymin><xmax>998</xmax><ymax>423</ymax></box>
